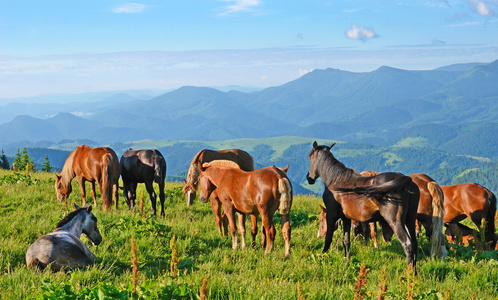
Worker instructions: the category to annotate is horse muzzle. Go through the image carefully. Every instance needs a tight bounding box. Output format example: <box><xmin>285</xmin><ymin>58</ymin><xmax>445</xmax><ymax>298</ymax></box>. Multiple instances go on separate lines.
<box><xmin>306</xmin><ymin>172</ymin><xmax>316</xmax><ymax>184</ymax></box>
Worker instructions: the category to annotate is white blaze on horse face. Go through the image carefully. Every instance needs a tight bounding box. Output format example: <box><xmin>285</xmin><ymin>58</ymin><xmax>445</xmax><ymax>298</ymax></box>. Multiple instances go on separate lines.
<box><xmin>187</xmin><ymin>191</ymin><xmax>192</xmax><ymax>206</ymax></box>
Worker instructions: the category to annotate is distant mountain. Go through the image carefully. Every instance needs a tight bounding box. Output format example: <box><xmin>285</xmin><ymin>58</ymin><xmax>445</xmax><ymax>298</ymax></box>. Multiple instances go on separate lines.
<box><xmin>1</xmin><ymin>60</ymin><xmax>497</xmax><ymax>161</ymax></box>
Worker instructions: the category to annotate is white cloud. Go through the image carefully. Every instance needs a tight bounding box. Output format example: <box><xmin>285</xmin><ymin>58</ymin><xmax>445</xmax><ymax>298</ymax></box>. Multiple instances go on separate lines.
<box><xmin>464</xmin><ymin>0</ymin><xmax>497</xmax><ymax>16</ymax></box>
<box><xmin>299</xmin><ymin>69</ymin><xmax>313</xmax><ymax>76</ymax></box>
<box><xmin>217</xmin><ymin>0</ymin><xmax>261</xmax><ymax>15</ymax></box>
<box><xmin>112</xmin><ymin>3</ymin><xmax>147</xmax><ymax>14</ymax></box>
<box><xmin>346</xmin><ymin>24</ymin><xmax>378</xmax><ymax>41</ymax></box>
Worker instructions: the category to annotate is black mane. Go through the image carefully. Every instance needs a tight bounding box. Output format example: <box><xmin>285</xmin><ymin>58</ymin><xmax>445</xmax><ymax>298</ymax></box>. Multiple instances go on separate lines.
<box><xmin>56</xmin><ymin>207</ymin><xmax>86</xmax><ymax>228</ymax></box>
<box><xmin>314</xmin><ymin>146</ymin><xmax>359</xmax><ymax>187</ymax></box>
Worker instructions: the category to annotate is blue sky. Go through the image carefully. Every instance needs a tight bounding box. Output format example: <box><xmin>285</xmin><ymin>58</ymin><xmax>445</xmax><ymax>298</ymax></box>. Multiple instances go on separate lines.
<box><xmin>1</xmin><ymin>0</ymin><xmax>497</xmax><ymax>99</ymax></box>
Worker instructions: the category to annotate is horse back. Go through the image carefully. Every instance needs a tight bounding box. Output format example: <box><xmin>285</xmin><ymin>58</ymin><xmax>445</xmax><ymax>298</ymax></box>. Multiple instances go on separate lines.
<box><xmin>72</xmin><ymin>146</ymin><xmax>119</xmax><ymax>182</ymax></box>
<box><xmin>199</xmin><ymin>149</ymin><xmax>254</xmax><ymax>171</ymax></box>
<box><xmin>121</xmin><ymin>149</ymin><xmax>166</xmax><ymax>183</ymax></box>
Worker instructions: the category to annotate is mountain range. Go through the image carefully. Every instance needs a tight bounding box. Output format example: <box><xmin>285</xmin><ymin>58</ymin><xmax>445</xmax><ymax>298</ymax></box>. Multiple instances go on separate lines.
<box><xmin>1</xmin><ymin>60</ymin><xmax>497</xmax><ymax>159</ymax></box>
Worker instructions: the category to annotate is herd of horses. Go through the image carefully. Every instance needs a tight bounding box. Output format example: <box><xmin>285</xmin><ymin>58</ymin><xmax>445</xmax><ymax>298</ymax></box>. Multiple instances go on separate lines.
<box><xmin>25</xmin><ymin>142</ymin><xmax>497</xmax><ymax>273</ymax></box>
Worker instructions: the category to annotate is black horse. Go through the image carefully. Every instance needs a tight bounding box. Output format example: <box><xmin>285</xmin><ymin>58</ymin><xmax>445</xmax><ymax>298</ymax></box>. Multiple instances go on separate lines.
<box><xmin>120</xmin><ymin>149</ymin><xmax>167</xmax><ymax>216</ymax></box>
<box><xmin>306</xmin><ymin>142</ymin><xmax>419</xmax><ymax>270</ymax></box>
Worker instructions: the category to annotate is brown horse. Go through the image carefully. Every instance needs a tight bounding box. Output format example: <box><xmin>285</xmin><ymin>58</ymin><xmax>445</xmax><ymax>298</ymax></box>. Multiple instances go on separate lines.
<box><xmin>357</xmin><ymin>171</ymin><xmax>447</xmax><ymax>258</ymax></box>
<box><xmin>441</xmin><ymin>183</ymin><xmax>496</xmax><ymax>248</ymax></box>
<box><xmin>55</xmin><ymin>145</ymin><xmax>120</xmax><ymax>211</ymax></box>
<box><xmin>198</xmin><ymin>163</ymin><xmax>293</xmax><ymax>257</ymax></box>
<box><xmin>307</xmin><ymin>142</ymin><xmax>419</xmax><ymax>269</ymax></box>
<box><xmin>182</xmin><ymin>149</ymin><xmax>254</xmax><ymax>237</ymax></box>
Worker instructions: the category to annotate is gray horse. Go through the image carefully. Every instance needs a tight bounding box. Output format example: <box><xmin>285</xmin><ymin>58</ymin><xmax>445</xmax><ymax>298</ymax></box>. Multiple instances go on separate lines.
<box><xmin>26</xmin><ymin>204</ymin><xmax>102</xmax><ymax>271</ymax></box>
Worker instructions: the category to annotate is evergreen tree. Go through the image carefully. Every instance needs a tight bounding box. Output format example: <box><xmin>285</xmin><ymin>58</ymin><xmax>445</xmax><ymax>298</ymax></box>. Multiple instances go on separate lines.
<box><xmin>42</xmin><ymin>155</ymin><xmax>52</xmax><ymax>172</ymax></box>
<box><xmin>21</xmin><ymin>148</ymin><xmax>29</xmax><ymax>171</ymax></box>
<box><xmin>13</xmin><ymin>149</ymin><xmax>22</xmax><ymax>171</ymax></box>
<box><xmin>0</xmin><ymin>150</ymin><xmax>9</xmax><ymax>170</ymax></box>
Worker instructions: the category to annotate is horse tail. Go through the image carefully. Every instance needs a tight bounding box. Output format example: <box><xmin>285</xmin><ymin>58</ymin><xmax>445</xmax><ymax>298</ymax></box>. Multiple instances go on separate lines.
<box><xmin>486</xmin><ymin>190</ymin><xmax>497</xmax><ymax>248</ymax></box>
<box><xmin>427</xmin><ymin>181</ymin><xmax>447</xmax><ymax>259</ymax></box>
<box><xmin>277</xmin><ymin>178</ymin><xmax>292</xmax><ymax>215</ymax></box>
<box><xmin>101</xmin><ymin>153</ymin><xmax>113</xmax><ymax>210</ymax></box>
<box><xmin>337</xmin><ymin>176</ymin><xmax>413</xmax><ymax>200</ymax></box>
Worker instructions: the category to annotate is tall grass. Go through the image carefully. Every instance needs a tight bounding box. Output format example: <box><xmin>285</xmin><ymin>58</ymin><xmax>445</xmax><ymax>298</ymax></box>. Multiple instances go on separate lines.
<box><xmin>0</xmin><ymin>169</ymin><xmax>497</xmax><ymax>299</ymax></box>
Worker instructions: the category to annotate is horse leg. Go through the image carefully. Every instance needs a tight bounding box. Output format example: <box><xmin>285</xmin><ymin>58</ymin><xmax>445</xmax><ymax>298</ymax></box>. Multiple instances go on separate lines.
<box><xmin>343</xmin><ymin>218</ymin><xmax>351</xmax><ymax>258</ymax></box>
<box><xmin>379</xmin><ymin>218</ymin><xmax>394</xmax><ymax>242</ymax></box>
<box><xmin>361</xmin><ymin>221</ymin><xmax>371</xmax><ymax>246</ymax></box>
<box><xmin>237</xmin><ymin>213</ymin><xmax>247</xmax><ymax>250</ymax></box>
<box><xmin>370</xmin><ymin>222</ymin><xmax>378</xmax><ymax>248</ymax></box>
<box><xmin>145</xmin><ymin>181</ymin><xmax>157</xmax><ymax>215</ymax></box>
<box><xmin>210</xmin><ymin>197</ymin><xmax>224</xmax><ymax>237</ymax></box>
<box><xmin>281</xmin><ymin>213</ymin><xmax>291</xmax><ymax>258</ymax></box>
<box><xmin>261</xmin><ymin>213</ymin><xmax>276</xmax><ymax>254</ymax></box>
<box><xmin>223</xmin><ymin>203</ymin><xmax>238</xmax><ymax>250</ymax></box>
<box><xmin>250</xmin><ymin>214</ymin><xmax>258</xmax><ymax>248</ymax></box>
<box><xmin>113</xmin><ymin>181</ymin><xmax>119</xmax><ymax>210</ymax></box>
<box><xmin>90</xmin><ymin>181</ymin><xmax>97</xmax><ymax>207</ymax></box>
<box><xmin>158</xmin><ymin>181</ymin><xmax>165</xmax><ymax>217</ymax></box>
<box><xmin>385</xmin><ymin>214</ymin><xmax>416</xmax><ymax>271</ymax></box>
<box><xmin>76</xmin><ymin>177</ymin><xmax>87</xmax><ymax>207</ymax></box>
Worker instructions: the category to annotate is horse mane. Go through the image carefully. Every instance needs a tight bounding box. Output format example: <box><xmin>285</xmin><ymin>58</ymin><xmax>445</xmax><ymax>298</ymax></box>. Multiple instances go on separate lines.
<box><xmin>56</xmin><ymin>207</ymin><xmax>86</xmax><ymax>228</ymax></box>
<box><xmin>203</xmin><ymin>160</ymin><xmax>241</xmax><ymax>169</ymax></box>
<box><xmin>185</xmin><ymin>150</ymin><xmax>204</xmax><ymax>189</ymax></box>
<box><xmin>60</xmin><ymin>147</ymin><xmax>78</xmax><ymax>186</ymax></box>
<box><xmin>314</xmin><ymin>148</ymin><xmax>359</xmax><ymax>187</ymax></box>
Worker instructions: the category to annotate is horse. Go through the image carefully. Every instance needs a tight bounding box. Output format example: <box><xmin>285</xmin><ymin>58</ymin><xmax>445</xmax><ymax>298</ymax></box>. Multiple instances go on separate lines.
<box><xmin>120</xmin><ymin>149</ymin><xmax>167</xmax><ymax>217</ymax></box>
<box><xmin>441</xmin><ymin>183</ymin><xmax>497</xmax><ymax>249</ymax></box>
<box><xmin>355</xmin><ymin>171</ymin><xmax>447</xmax><ymax>258</ymax></box>
<box><xmin>197</xmin><ymin>163</ymin><xmax>293</xmax><ymax>257</ymax></box>
<box><xmin>55</xmin><ymin>145</ymin><xmax>120</xmax><ymax>211</ymax></box>
<box><xmin>444</xmin><ymin>222</ymin><xmax>498</xmax><ymax>250</ymax></box>
<box><xmin>26</xmin><ymin>204</ymin><xmax>102</xmax><ymax>271</ymax></box>
<box><xmin>182</xmin><ymin>149</ymin><xmax>254</xmax><ymax>237</ymax></box>
<box><xmin>306</xmin><ymin>142</ymin><xmax>419</xmax><ymax>269</ymax></box>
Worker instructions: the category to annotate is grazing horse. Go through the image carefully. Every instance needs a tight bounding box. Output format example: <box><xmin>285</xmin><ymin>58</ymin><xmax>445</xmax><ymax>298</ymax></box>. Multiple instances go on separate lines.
<box><xmin>306</xmin><ymin>142</ymin><xmax>419</xmax><ymax>269</ymax></box>
<box><xmin>26</xmin><ymin>205</ymin><xmax>102</xmax><ymax>271</ymax></box>
<box><xmin>55</xmin><ymin>145</ymin><xmax>120</xmax><ymax>211</ymax></box>
<box><xmin>444</xmin><ymin>222</ymin><xmax>498</xmax><ymax>250</ymax></box>
<box><xmin>182</xmin><ymin>149</ymin><xmax>254</xmax><ymax>237</ymax></box>
<box><xmin>120</xmin><ymin>149</ymin><xmax>167</xmax><ymax>217</ymax></box>
<box><xmin>441</xmin><ymin>183</ymin><xmax>497</xmax><ymax>249</ymax></box>
<box><xmin>198</xmin><ymin>163</ymin><xmax>293</xmax><ymax>257</ymax></box>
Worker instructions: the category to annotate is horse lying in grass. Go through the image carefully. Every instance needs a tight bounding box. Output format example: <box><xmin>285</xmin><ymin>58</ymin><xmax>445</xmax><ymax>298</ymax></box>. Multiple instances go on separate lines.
<box><xmin>26</xmin><ymin>205</ymin><xmax>102</xmax><ymax>271</ymax></box>
<box><xmin>198</xmin><ymin>163</ymin><xmax>293</xmax><ymax>257</ymax></box>
<box><xmin>120</xmin><ymin>149</ymin><xmax>167</xmax><ymax>217</ymax></box>
<box><xmin>307</xmin><ymin>142</ymin><xmax>419</xmax><ymax>270</ymax></box>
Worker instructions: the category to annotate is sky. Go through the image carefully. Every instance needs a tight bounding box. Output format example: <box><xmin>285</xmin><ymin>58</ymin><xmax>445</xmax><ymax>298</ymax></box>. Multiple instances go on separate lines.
<box><xmin>0</xmin><ymin>0</ymin><xmax>497</xmax><ymax>99</ymax></box>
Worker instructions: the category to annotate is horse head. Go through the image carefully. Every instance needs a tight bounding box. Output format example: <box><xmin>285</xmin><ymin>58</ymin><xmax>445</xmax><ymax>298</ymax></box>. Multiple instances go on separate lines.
<box><xmin>197</xmin><ymin>162</ymin><xmax>216</xmax><ymax>204</ymax></box>
<box><xmin>182</xmin><ymin>179</ymin><xmax>197</xmax><ymax>207</ymax></box>
<box><xmin>317</xmin><ymin>204</ymin><xmax>327</xmax><ymax>238</ymax></box>
<box><xmin>78</xmin><ymin>205</ymin><xmax>102</xmax><ymax>246</ymax></box>
<box><xmin>55</xmin><ymin>174</ymin><xmax>72</xmax><ymax>202</ymax></box>
<box><xmin>306</xmin><ymin>141</ymin><xmax>335</xmax><ymax>184</ymax></box>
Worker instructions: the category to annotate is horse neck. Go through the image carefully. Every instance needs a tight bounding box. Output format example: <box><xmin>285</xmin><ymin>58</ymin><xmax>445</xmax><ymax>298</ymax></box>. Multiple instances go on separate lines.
<box><xmin>56</xmin><ymin>213</ymin><xmax>86</xmax><ymax>238</ymax></box>
<box><xmin>60</xmin><ymin>150</ymin><xmax>77</xmax><ymax>187</ymax></box>
<box><xmin>186</xmin><ymin>153</ymin><xmax>202</xmax><ymax>188</ymax></box>
<box><xmin>318</xmin><ymin>152</ymin><xmax>361</xmax><ymax>188</ymax></box>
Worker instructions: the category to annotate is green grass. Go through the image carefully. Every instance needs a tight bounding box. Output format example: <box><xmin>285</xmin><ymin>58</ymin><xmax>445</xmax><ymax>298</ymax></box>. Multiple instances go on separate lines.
<box><xmin>0</xmin><ymin>169</ymin><xmax>497</xmax><ymax>299</ymax></box>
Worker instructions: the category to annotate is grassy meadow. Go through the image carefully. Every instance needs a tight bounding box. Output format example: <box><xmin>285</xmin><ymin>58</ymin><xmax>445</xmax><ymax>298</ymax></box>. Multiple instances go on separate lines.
<box><xmin>1</xmin><ymin>169</ymin><xmax>497</xmax><ymax>299</ymax></box>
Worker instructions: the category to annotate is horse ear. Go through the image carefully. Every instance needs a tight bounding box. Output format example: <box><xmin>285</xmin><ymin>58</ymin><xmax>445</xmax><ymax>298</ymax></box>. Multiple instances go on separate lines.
<box><xmin>283</xmin><ymin>164</ymin><xmax>289</xmax><ymax>173</ymax></box>
<box><xmin>313</xmin><ymin>141</ymin><xmax>318</xmax><ymax>148</ymax></box>
<box><xmin>74</xmin><ymin>203</ymin><xmax>80</xmax><ymax>210</ymax></box>
<box><xmin>87</xmin><ymin>206</ymin><xmax>92</xmax><ymax>213</ymax></box>
<box><xmin>319</xmin><ymin>204</ymin><xmax>326</xmax><ymax>212</ymax></box>
<box><xmin>183</xmin><ymin>179</ymin><xmax>187</xmax><ymax>185</ymax></box>
<box><xmin>327</xmin><ymin>143</ymin><xmax>336</xmax><ymax>150</ymax></box>
<box><xmin>55</xmin><ymin>173</ymin><xmax>61</xmax><ymax>180</ymax></box>
<box><xmin>197</xmin><ymin>161</ymin><xmax>204</xmax><ymax>172</ymax></box>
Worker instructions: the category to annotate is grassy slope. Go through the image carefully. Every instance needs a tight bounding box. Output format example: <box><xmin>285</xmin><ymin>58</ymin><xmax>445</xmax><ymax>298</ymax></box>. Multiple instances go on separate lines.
<box><xmin>0</xmin><ymin>170</ymin><xmax>497</xmax><ymax>299</ymax></box>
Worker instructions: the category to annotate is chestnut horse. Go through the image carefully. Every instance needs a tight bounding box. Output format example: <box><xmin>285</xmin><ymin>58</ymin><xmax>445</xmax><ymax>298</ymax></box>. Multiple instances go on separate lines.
<box><xmin>198</xmin><ymin>164</ymin><xmax>293</xmax><ymax>257</ymax></box>
<box><xmin>307</xmin><ymin>142</ymin><xmax>419</xmax><ymax>269</ymax></box>
<box><xmin>441</xmin><ymin>183</ymin><xmax>496</xmax><ymax>249</ymax></box>
<box><xmin>183</xmin><ymin>149</ymin><xmax>254</xmax><ymax>237</ymax></box>
<box><xmin>55</xmin><ymin>145</ymin><xmax>120</xmax><ymax>211</ymax></box>
<box><xmin>120</xmin><ymin>149</ymin><xmax>167</xmax><ymax>217</ymax></box>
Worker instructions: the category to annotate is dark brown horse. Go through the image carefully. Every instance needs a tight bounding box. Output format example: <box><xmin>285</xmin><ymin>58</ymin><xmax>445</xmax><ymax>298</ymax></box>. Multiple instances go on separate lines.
<box><xmin>198</xmin><ymin>164</ymin><xmax>293</xmax><ymax>257</ymax></box>
<box><xmin>307</xmin><ymin>142</ymin><xmax>419</xmax><ymax>269</ymax></box>
<box><xmin>182</xmin><ymin>148</ymin><xmax>254</xmax><ymax>237</ymax></box>
<box><xmin>441</xmin><ymin>183</ymin><xmax>496</xmax><ymax>248</ymax></box>
<box><xmin>120</xmin><ymin>149</ymin><xmax>167</xmax><ymax>217</ymax></box>
<box><xmin>55</xmin><ymin>145</ymin><xmax>120</xmax><ymax>211</ymax></box>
